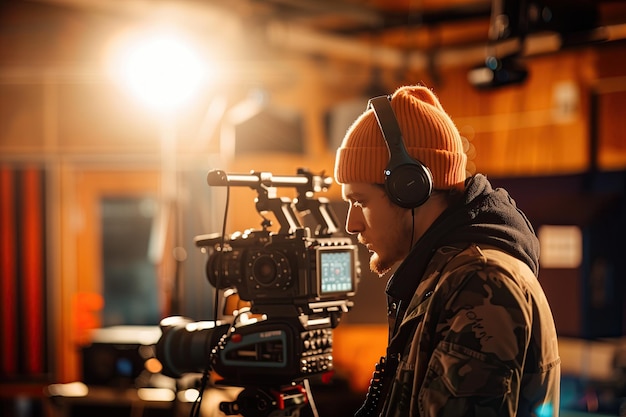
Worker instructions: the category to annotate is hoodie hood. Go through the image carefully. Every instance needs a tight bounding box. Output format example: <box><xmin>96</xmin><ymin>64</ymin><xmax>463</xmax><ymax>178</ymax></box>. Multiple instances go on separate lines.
<box><xmin>387</xmin><ymin>174</ymin><xmax>539</xmax><ymax>302</ymax></box>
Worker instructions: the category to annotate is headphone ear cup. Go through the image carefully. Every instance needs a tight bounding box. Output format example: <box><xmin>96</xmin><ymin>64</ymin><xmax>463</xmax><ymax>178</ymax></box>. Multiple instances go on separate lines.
<box><xmin>385</xmin><ymin>163</ymin><xmax>433</xmax><ymax>209</ymax></box>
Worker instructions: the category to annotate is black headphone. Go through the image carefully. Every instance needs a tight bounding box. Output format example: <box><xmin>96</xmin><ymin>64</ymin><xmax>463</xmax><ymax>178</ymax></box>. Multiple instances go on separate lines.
<box><xmin>367</xmin><ymin>95</ymin><xmax>433</xmax><ymax>209</ymax></box>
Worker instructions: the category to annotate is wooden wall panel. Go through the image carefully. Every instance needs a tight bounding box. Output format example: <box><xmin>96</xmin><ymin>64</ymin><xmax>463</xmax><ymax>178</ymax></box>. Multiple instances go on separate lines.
<box><xmin>436</xmin><ymin>50</ymin><xmax>596</xmax><ymax>176</ymax></box>
<box><xmin>598</xmin><ymin>89</ymin><xmax>626</xmax><ymax>169</ymax></box>
<box><xmin>0</xmin><ymin>84</ymin><xmax>44</xmax><ymax>151</ymax></box>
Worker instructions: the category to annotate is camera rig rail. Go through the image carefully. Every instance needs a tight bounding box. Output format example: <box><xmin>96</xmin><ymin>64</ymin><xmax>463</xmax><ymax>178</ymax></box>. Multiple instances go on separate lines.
<box><xmin>206</xmin><ymin>168</ymin><xmax>340</xmax><ymax>236</ymax></box>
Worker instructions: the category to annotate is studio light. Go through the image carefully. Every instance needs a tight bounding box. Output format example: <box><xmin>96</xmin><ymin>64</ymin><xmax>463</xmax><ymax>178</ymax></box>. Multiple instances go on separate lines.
<box><xmin>468</xmin><ymin>54</ymin><xmax>528</xmax><ymax>89</ymax></box>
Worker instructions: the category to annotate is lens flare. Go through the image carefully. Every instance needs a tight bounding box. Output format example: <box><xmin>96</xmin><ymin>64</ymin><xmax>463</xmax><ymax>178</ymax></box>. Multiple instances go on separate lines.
<box><xmin>106</xmin><ymin>27</ymin><xmax>209</xmax><ymax>113</ymax></box>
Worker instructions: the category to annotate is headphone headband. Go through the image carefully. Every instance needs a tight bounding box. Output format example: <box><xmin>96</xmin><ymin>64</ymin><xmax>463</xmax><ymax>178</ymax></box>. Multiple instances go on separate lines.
<box><xmin>367</xmin><ymin>95</ymin><xmax>433</xmax><ymax>208</ymax></box>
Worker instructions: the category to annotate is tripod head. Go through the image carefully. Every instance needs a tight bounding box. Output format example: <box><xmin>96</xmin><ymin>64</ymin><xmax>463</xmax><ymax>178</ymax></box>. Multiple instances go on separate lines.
<box><xmin>220</xmin><ymin>383</ymin><xmax>311</xmax><ymax>417</ymax></box>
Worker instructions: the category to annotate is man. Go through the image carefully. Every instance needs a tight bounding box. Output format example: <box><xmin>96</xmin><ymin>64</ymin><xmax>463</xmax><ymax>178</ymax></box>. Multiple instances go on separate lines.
<box><xmin>334</xmin><ymin>85</ymin><xmax>561</xmax><ymax>416</ymax></box>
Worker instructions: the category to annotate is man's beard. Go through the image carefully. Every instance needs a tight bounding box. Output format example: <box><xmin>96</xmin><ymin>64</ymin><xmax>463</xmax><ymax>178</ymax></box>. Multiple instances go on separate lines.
<box><xmin>365</xmin><ymin>234</ymin><xmax>412</xmax><ymax>277</ymax></box>
<box><xmin>370</xmin><ymin>252</ymin><xmax>394</xmax><ymax>277</ymax></box>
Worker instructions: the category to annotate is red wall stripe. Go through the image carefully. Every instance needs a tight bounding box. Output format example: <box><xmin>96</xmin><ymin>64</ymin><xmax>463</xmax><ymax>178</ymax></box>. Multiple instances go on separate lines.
<box><xmin>22</xmin><ymin>167</ymin><xmax>44</xmax><ymax>374</ymax></box>
<box><xmin>0</xmin><ymin>166</ymin><xmax>17</xmax><ymax>375</ymax></box>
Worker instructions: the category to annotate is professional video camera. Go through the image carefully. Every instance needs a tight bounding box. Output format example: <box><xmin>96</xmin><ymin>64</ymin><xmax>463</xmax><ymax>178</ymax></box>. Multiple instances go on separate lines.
<box><xmin>156</xmin><ymin>168</ymin><xmax>359</xmax><ymax>417</ymax></box>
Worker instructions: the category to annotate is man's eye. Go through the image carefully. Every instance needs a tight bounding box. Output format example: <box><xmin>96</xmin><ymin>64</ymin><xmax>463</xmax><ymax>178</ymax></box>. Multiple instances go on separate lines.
<box><xmin>352</xmin><ymin>201</ymin><xmax>363</xmax><ymax>208</ymax></box>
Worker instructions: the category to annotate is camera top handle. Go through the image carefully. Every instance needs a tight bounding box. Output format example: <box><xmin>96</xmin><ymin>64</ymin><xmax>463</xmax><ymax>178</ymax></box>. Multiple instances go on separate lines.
<box><xmin>207</xmin><ymin>168</ymin><xmax>339</xmax><ymax>237</ymax></box>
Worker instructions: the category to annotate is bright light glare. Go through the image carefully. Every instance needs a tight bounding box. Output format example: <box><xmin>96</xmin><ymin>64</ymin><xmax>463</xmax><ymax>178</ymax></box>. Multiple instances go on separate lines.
<box><xmin>108</xmin><ymin>29</ymin><xmax>208</xmax><ymax>113</ymax></box>
<box><xmin>137</xmin><ymin>387</ymin><xmax>176</xmax><ymax>402</ymax></box>
<box><xmin>47</xmin><ymin>382</ymin><xmax>89</xmax><ymax>397</ymax></box>
<box><xmin>178</xmin><ymin>388</ymin><xmax>200</xmax><ymax>403</ymax></box>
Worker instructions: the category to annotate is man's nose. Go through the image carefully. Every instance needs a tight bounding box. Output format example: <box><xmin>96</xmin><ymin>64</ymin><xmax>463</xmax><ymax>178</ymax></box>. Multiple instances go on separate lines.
<box><xmin>345</xmin><ymin>206</ymin><xmax>362</xmax><ymax>235</ymax></box>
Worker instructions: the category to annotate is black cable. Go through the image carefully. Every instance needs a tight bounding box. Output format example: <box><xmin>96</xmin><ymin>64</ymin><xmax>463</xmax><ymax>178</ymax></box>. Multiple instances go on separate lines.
<box><xmin>410</xmin><ymin>208</ymin><xmax>415</xmax><ymax>250</ymax></box>
<box><xmin>190</xmin><ymin>183</ymin><xmax>230</xmax><ymax>417</ymax></box>
<box><xmin>190</xmin><ymin>367</ymin><xmax>211</xmax><ymax>417</ymax></box>
<box><xmin>213</xmin><ymin>184</ymin><xmax>230</xmax><ymax>322</ymax></box>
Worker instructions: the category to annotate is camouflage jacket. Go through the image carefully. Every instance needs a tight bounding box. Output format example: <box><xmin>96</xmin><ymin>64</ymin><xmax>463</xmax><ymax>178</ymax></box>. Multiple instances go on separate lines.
<box><xmin>379</xmin><ymin>243</ymin><xmax>561</xmax><ymax>417</ymax></box>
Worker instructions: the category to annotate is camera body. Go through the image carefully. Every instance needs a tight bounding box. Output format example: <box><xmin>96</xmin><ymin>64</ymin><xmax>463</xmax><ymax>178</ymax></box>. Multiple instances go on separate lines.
<box><xmin>197</xmin><ymin>228</ymin><xmax>357</xmax><ymax>310</ymax></box>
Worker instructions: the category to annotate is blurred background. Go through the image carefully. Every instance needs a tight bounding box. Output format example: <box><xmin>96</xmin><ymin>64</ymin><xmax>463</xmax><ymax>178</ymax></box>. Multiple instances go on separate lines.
<box><xmin>1</xmin><ymin>0</ymin><xmax>626</xmax><ymax>416</ymax></box>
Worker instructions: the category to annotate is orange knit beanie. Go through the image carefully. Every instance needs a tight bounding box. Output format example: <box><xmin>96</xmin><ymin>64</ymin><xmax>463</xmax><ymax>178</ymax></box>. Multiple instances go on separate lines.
<box><xmin>334</xmin><ymin>85</ymin><xmax>468</xmax><ymax>189</ymax></box>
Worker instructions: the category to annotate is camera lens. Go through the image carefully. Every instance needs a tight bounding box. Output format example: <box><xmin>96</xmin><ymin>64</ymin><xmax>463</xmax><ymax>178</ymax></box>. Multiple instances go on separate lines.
<box><xmin>156</xmin><ymin>317</ymin><xmax>230</xmax><ymax>378</ymax></box>
<box><xmin>206</xmin><ymin>249</ymin><xmax>243</xmax><ymax>289</ymax></box>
